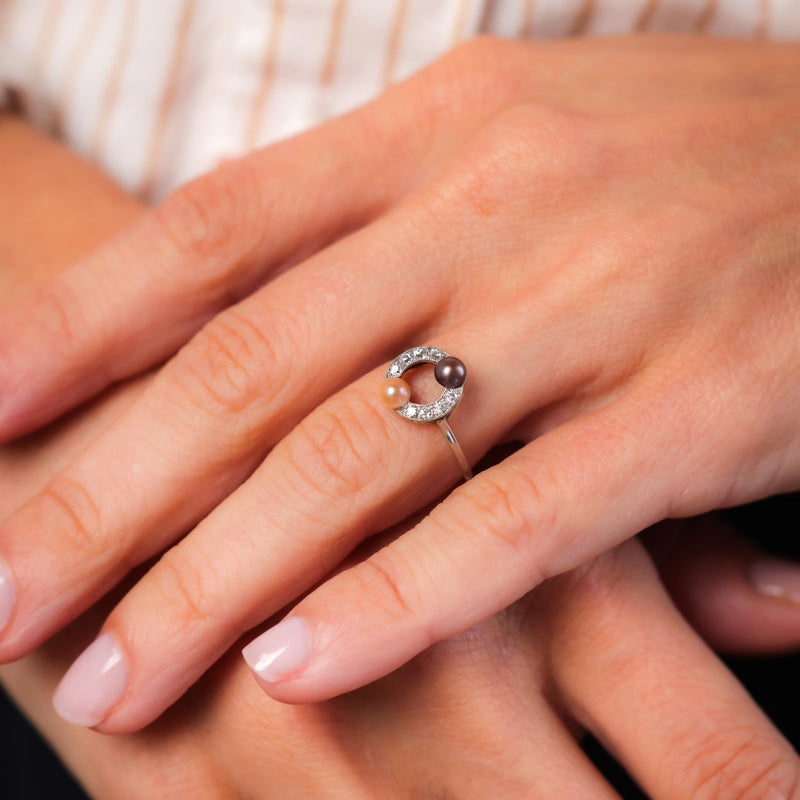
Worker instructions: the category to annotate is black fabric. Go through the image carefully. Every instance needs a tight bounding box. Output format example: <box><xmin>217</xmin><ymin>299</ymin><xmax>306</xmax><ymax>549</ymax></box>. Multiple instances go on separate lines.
<box><xmin>0</xmin><ymin>686</ymin><xmax>88</xmax><ymax>799</ymax></box>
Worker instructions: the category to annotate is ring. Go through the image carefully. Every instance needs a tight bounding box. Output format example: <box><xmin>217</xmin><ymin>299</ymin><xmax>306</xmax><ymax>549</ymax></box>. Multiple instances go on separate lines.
<box><xmin>379</xmin><ymin>346</ymin><xmax>473</xmax><ymax>481</ymax></box>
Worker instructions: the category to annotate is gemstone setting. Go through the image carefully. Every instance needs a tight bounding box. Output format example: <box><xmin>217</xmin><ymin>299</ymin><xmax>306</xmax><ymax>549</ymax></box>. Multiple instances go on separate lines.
<box><xmin>384</xmin><ymin>346</ymin><xmax>464</xmax><ymax>423</ymax></box>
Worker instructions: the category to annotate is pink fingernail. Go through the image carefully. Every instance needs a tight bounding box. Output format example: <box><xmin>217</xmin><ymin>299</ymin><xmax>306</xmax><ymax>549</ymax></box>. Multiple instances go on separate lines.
<box><xmin>0</xmin><ymin>556</ymin><xmax>15</xmax><ymax>633</ymax></box>
<box><xmin>749</xmin><ymin>556</ymin><xmax>800</xmax><ymax>605</ymax></box>
<box><xmin>52</xmin><ymin>632</ymin><xmax>129</xmax><ymax>727</ymax></box>
<box><xmin>242</xmin><ymin>617</ymin><xmax>312</xmax><ymax>683</ymax></box>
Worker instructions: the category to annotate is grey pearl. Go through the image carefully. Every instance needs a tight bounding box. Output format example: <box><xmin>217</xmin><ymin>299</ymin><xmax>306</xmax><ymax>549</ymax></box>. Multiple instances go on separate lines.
<box><xmin>434</xmin><ymin>356</ymin><xmax>466</xmax><ymax>389</ymax></box>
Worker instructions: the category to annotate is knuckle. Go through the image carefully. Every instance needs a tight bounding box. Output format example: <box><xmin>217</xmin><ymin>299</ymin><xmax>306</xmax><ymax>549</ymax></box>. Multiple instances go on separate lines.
<box><xmin>171</xmin><ymin>306</ymin><xmax>283</xmax><ymax>417</ymax></box>
<box><xmin>33</xmin><ymin>280</ymin><xmax>101</xmax><ymax>358</ymax></box>
<box><xmin>151</xmin><ymin>175</ymin><xmax>231</xmax><ymax>260</ymax></box>
<box><xmin>445</xmin><ymin>34</ymin><xmax>507</xmax><ymax>67</ymax></box>
<box><xmin>464</xmin><ymin>475</ymin><xmax>529</xmax><ymax>552</ymax></box>
<box><xmin>405</xmin><ymin>36</ymin><xmax>529</xmax><ymax>134</ymax></box>
<box><xmin>355</xmin><ymin>551</ymin><xmax>424</xmax><ymax>627</ymax></box>
<box><xmin>151</xmin><ymin>545</ymin><xmax>221</xmax><ymax>629</ymax></box>
<box><xmin>677</xmin><ymin>725</ymin><xmax>800</xmax><ymax>800</ymax></box>
<box><xmin>38</xmin><ymin>476</ymin><xmax>108</xmax><ymax>557</ymax></box>
<box><xmin>449</xmin><ymin>104</ymin><xmax>607</xmax><ymax>219</ymax></box>
<box><xmin>432</xmin><ymin>36</ymin><xmax>520</xmax><ymax>105</ymax></box>
<box><xmin>454</xmin><ymin>459</ymin><xmax>560</xmax><ymax>573</ymax></box>
<box><xmin>150</xmin><ymin>163</ymin><xmax>260</xmax><ymax>263</ymax></box>
<box><xmin>284</xmin><ymin>391</ymin><xmax>391</xmax><ymax>501</ymax></box>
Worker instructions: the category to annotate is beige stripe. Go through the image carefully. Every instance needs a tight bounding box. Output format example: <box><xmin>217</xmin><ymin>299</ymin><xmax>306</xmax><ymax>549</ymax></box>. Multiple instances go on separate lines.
<box><xmin>635</xmin><ymin>0</ymin><xmax>661</xmax><ymax>32</ymax></box>
<box><xmin>139</xmin><ymin>0</ymin><xmax>197</xmax><ymax>199</ymax></box>
<box><xmin>477</xmin><ymin>0</ymin><xmax>497</xmax><ymax>33</ymax></box>
<box><xmin>568</xmin><ymin>0</ymin><xmax>595</xmax><ymax>36</ymax></box>
<box><xmin>0</xmin><ymin>0</ymin><xmax>16</xmax><ymax>42</ymax></box>
<box><xmin>451</xmin><ymin>0</ymin><xmax>472</xmax><ymax>44</ymax></box>
<box><xmin>755</xmin><ymin>0</ymin><xmax>771</xmax><ymax>39</ymax></box>
<box><xmin>520</xmin><ymin>0</ymin><xmax>537</xmax><ymax>37</ymax></box>
<box><xmin>243</xmin><ymin>0</ymin><xmax>285</xmax><ymax>152</ymax></box>
<box><xmin>693</xmin><ymin>0</ymin><xmax>718</xmax><ymax>33</ymax></box>
<box><xmin>53</xmin><ymin>0</ymin><xmax>109</xmax><ymax>136</ymax></box>
<box><xmin>320</xmin><ymin>0</ymin><xmax>347</xmax><ymax>86</ymax></box>
<box><xmin>0</xmin><ymin>1</ymin><xmax>16</xmax><ymax>109</ymax></box>
<box><xmin>91</xmin><ymin>0</ymin><xmax>142</xmax><ymax>158</ymax></box>
<box><xmin>382</xmin><ymin>0</ymin><xmax>410</xmax><ymax>88</ymax></box>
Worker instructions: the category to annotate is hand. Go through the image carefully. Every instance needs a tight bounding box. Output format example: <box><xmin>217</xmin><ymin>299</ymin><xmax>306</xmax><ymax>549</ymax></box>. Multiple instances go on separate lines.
<box><xmin>0</xmin><ymin>122</ymin><xmax>562</xmax><ymax>799</ymax></box>
<box><xmin>7</xmin><ymin>484</ymin><xmax>800</xmax><ymax>799</ymax></box>
<box><xmin>1</xmin><ymin>36</ymin><xmax>800</xmax><ymax>726</ymax></box>
<box><xmin>3</xmin><ymin>110</ymin><xmax>799</xmax><ymax>800</ymax></box>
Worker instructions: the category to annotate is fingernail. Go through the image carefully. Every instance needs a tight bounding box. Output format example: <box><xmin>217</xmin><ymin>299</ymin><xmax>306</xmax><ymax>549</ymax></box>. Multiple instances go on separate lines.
<box><xmin>52</xmin><ymin>632</ymin><xmax>129</xmax><ymax>727</ymax></box>
<box><xmin>242</xmin><ymin>617</ymin><xmax>312</xmax><ymax>683</ymax></box>
<box><xmin>749</xmin><ymin>556</ymin><xmax>800</xmax><ymax>605</ymax></box>
<box><xmin>0</xmin><ymin>556</ymin><xmax>16</xmax><ymax>633</ymax></box>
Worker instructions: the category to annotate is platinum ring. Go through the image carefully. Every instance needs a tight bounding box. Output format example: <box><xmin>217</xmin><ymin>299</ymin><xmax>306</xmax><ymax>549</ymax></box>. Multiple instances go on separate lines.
<box><xmin>380</xmin><ymin>346</ymin><xmax>473</xmax><ymax>482</ymax></box>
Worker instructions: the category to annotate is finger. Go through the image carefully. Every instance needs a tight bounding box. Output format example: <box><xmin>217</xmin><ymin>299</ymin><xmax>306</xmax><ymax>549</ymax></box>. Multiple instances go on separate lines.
<box><xmin>646</xmin><ymin>516</ymin><xmax>800</xmax><ymax>654</ymax></box>
<box><xmin>40</xmin><ymin>340</ymin><xmax>515</xmax><ymax>731</ymax></box>
<box><xmin>547</xmin><ymin>540</ymin><xmax>800</xmax><ymax>800</ymax></box>
<box><xmin>0</xmin><ymin>107</ymin><xmax>596</xmax><ymax>709</ymax></box>
<box><xmin>0</xmin><ymin>92</ymin><xmax>603</xmax><ymax>668</ymax></box>
<box><xmin>0</xmin><ymin>116</ymin><xmax>148</xmax><ymax>516</ymax></box>
<box><xmin>37</xmin><ymin>276</ymin><xmax>604</xmax><ymax>733</ymax></box>
<box><xmin>238</xmin><ymin>383</ymin><xmax>686</xmax><ymax>704</ymax></box>
<box><xmin>0</xmin><ymin>199</ymin><xmax>453</xmax><ymax>662</ymax></box>
<box><xmin>2</xmin><ymin>94</ymin><xmax>571</xmax><ymax>672</ymax></box>
<box><xmin>2</xmin><ymin>80</ymin><xmax>679</xmax><ymax>710</ymax></box>
<box><xmin>0</xmin><ymin>42</ymin><xmax>521</xmax><ymax>441</ymax></box>
<box><xmin>0</xmin><ymin>125</ymin><xmax>392</xmax><ymax>440</ymax></box>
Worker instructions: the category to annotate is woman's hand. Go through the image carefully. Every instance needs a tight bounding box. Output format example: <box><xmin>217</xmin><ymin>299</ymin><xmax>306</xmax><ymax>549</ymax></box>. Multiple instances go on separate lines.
<box><xmin>8</xmin><ymin>517</ymin><xmax>800</xmax><ymax>799</ymax></box>
<box><xmin>7</xmin><ymin>465</ymin><xmax>800</xmax><ymax>799</ymax></box>
<box><xmin>2</xmin><ymin>109</ymin><xmax>800</xmax><ymax>800</ymax></box>
<box><xmin>1</xmin><ymin>36</ymin><xmax>800</xmax><ymax>725</ymax></box>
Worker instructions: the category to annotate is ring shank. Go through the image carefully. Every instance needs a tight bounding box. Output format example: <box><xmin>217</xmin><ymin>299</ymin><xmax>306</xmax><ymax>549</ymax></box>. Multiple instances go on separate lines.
<box><xmin>436</xmin><ymin>419</ymin><xmax>473</xmax><ymax>481</ymax></box>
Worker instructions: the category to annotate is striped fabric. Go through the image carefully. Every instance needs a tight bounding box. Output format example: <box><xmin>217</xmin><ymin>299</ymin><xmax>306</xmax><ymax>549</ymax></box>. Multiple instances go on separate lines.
<box><xmin>1</xmin><ymin>0</ymin><xmax>797</xmax><ymax>200</ymax></box>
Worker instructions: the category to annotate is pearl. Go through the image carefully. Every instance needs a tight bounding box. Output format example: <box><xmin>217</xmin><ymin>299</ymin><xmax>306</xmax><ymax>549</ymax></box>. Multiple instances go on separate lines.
<box><xmin>380</xmin><ymin>377</ymin><xmax>411</xmax><ymax>409</ymax></box>
<box><xmin>434</xmin><ymin>356</ymin><xmax>466</xmax><ymax>389</ymax></box>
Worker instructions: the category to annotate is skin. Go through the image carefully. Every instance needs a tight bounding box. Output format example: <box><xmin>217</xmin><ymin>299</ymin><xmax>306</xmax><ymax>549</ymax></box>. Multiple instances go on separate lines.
<box><xmin>0</xmin><ymin>35</ymin><xmax>799</xmax><ymax>735</ymax></box>
<box><xmin>2</xmin><ymin>104</ymin><xmax>800</xmax><ymax>800</ymax></box>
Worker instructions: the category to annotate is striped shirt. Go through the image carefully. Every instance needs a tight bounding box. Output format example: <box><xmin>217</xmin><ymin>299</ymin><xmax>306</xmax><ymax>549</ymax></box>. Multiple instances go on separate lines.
<box><xmin>1</xmin><ymin>0</ymin><xmax>797</xmax><ymax>200</ymax></box>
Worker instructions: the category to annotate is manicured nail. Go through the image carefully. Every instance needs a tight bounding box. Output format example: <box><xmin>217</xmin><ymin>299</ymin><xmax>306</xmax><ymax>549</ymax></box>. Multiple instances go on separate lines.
<box><xmin>0</xmin><ymin>556</ymin><xmax>15</xmax><ymax>633</ymax></box>
<box><xmin>242</xmin><ymin>617</ymin><xmax>312</xmax><ymax>683</ymax></box>
<box><xmin>52</xmin><ymin>632</ymin><xmax>129</xmax><ymax>727</ymax></box>
<box><xmin>749</xmin><ymin>556</ymin><xmax>800</xmax><ymax>605</ymax></box>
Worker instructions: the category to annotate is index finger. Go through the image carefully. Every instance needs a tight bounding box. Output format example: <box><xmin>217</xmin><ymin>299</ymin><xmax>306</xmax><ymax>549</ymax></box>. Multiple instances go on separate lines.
<box><xmin>0</xmin><ymin>122</ymin><xmax>391</xmax><ymax>441</ymax></box>
<box><xmin>0</xmin><ymin>43</ymin><xmax>520</xmax><ymax>442</ymax></box>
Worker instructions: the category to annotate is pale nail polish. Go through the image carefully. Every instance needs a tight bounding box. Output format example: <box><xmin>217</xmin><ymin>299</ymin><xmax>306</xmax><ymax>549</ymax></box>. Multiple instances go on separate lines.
<box><xmin>0</xmin><ymin>556</ymin><xmax>15</xmax><ymax>633</ymax></box>
<box><xmin>749</xmin><ymin>556</ymin><xmax>800</xmax><ymax>605</ymax></box>
<box><xmin>242</xmin><ymin>617</ymin><xmax>312</xmax><ymax>683</ymax></box>
<box><xmin>52</xmin><ymin>633</ymin><xmax>129</xmax><ymax>727</ymax></box>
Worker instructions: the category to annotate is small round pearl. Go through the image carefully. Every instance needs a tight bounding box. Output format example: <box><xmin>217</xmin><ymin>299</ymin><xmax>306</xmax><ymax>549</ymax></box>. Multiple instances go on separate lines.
<box><xmin>380</xmin><ymin>377</ymin><xmax>411</xmax><ymax>409</ymax></box>
<box><xmin>434</xmin><ymin>356</ymin><xmax>466</xmax><ymax>389</ymax></box>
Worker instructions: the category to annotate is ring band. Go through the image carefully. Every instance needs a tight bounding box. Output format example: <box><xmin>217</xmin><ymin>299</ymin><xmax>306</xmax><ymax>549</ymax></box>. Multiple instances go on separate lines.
<box><xmin>380</xmin><ymin>346</ymin><xmax>473</xmax><ymax>481</ymax></box>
